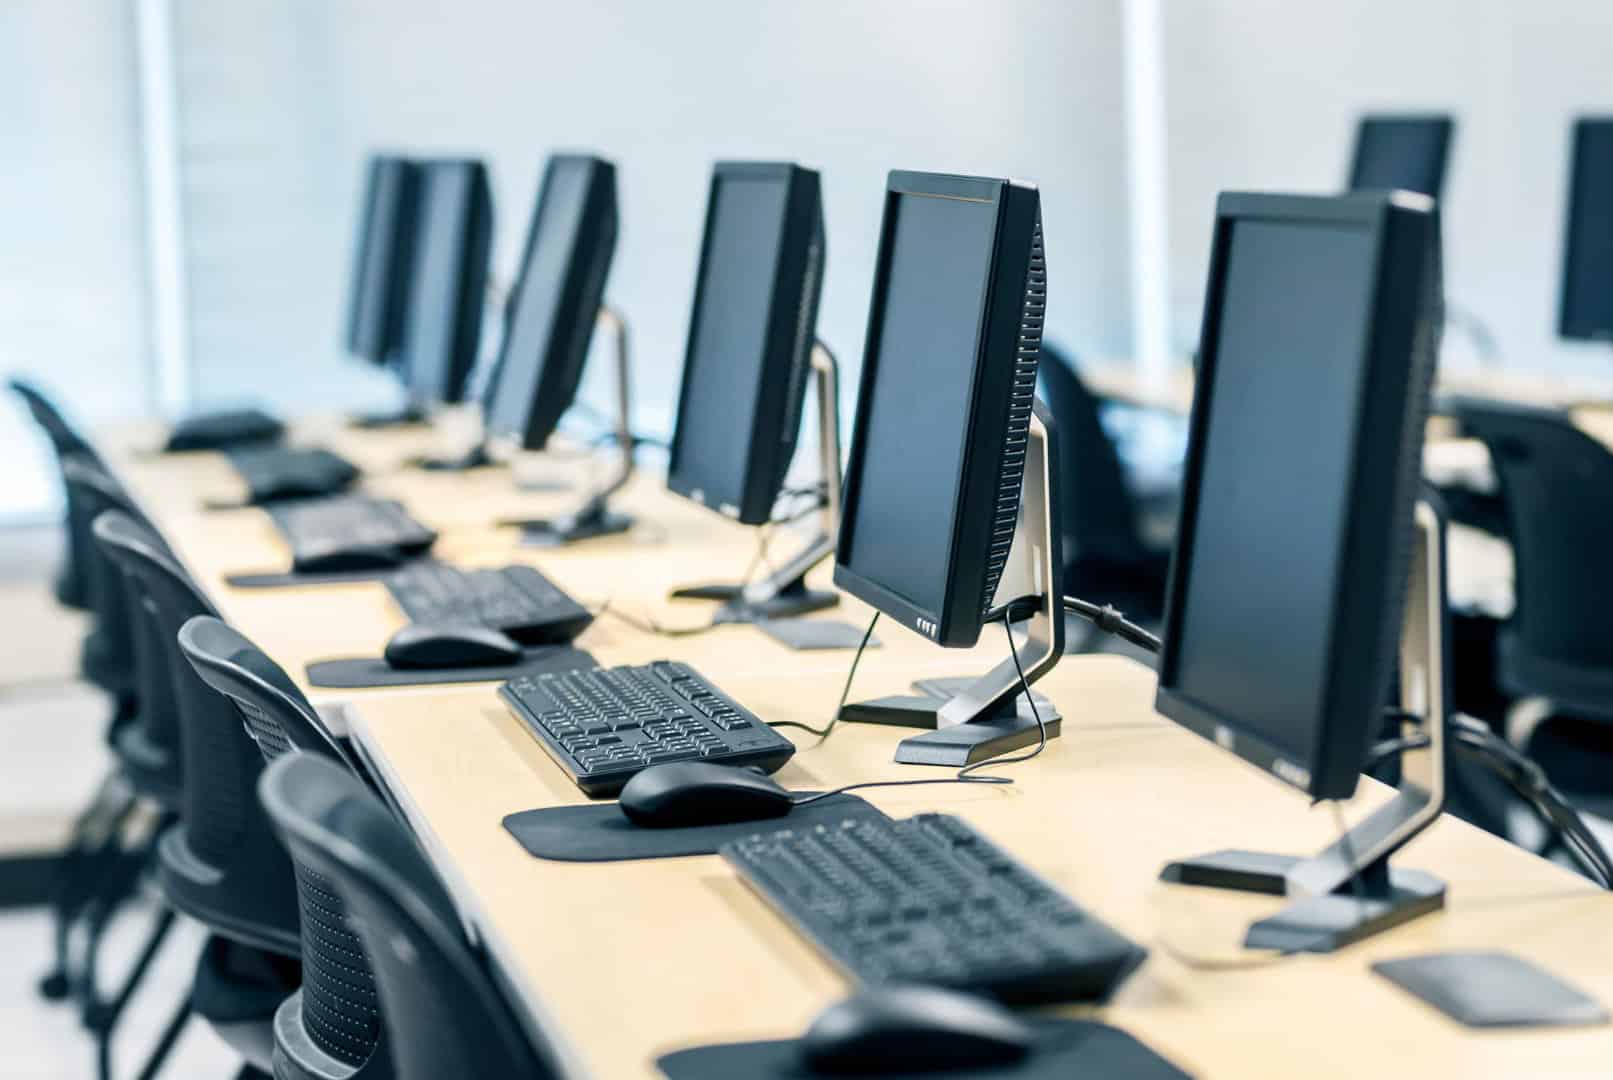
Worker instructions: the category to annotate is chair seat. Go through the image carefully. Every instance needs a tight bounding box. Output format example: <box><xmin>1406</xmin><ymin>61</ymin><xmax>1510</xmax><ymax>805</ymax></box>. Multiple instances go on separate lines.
<box><xmin>113</xmin><ymin>725</ymin><xmax>183</xmax><ymax>811</ymax></box>
<box><xmin>1499</xmin><ymin>630</ymin><xmax>1613</xmax><ymax>721</ymax></box>
<box><xmin>158</xmin><ymin>826</ymin><xmax>301</xmax><ymax>958</ymax></box>
<box><xmin>193</xmin><ymin>934</ymin><xmax>302</xmax><ymax>1073</ymax></box>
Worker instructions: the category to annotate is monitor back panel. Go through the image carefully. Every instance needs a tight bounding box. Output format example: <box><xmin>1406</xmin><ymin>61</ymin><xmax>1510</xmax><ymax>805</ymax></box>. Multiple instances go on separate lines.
<box><xmin>1349</xmin><ymin>114</ymin><xmax>1453</xmax><ymax>200</ymax></box>
<box><xmin>667</xmin><ymin>162</ymin><xmax>825</xmax><ymax>526</ymax></box>
<box><xmin>485</xmin><ymin>154</ymin><xmax>619</xmax><ymax>451</ymax></box>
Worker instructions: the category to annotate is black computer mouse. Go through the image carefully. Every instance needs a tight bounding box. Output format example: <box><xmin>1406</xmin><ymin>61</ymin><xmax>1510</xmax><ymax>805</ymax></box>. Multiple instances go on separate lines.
<box><xmin>383</xmin><ymin>623</ymin><xmax>523</xmax><ymax>669</ymax></box>
<box><xmin>617</xmin><ymin>762</ymin><xmax>794</xmax><ymax>827</ymax></box>
<box><xmin>800</xmin><ymin>986</ymin><xmax>1034</xmax><ymax>1075</ymax></box>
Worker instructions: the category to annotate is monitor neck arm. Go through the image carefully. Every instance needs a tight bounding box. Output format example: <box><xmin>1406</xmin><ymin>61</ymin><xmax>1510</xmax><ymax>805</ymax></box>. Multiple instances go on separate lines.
<box><xmin>511</xmin><ymin>306</ymin><xmax>637</xmax><ymax>545</ymax></box>
<box><xmin>742</xmin><ymin>340</ymin><xmax>842</xmax><ymax>604</ymax></box>
<box><xmin>936</xmin><ymin>406</ymin><xmax>1065</xmax><ymax>728</ymax></box>
<box><xmin>1287</xmin><ymin>499</ymin><xmax>1448</xmax><ymax>896</ymax></box>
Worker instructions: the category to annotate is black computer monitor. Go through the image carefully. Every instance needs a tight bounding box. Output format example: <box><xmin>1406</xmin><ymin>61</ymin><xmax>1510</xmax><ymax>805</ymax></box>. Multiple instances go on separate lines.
<box><xmin>484</xmin><ymin>154</ymin><xmax>619</xmax><ymax>451</ymax></box>
<box><xmin>1559</xmin><ymin>117</ymin><xmax>1613</xmax><ymax>342</ymax></box>
<box><xmin>344</xmin><ymin>154</ymin><xmax>421</xmax><ymax>365</ymax></box>
<box><xmin>395</xmin><ymin>159</ymin><xmax>492</xmax><ymax>408</ymax></box>
<box><xmin>667</xmin><ymin>162</ymin><xmax>825</xmax><ymax>527</ymax></box>
<box><xmin>1348</xmin><ymin>114</ymin><xmax>1453</xmax><ymax>200</ymax></box>
<box><xmin>835</xmin><ymin>171</ymin><xmax>1046</xmax><ymax>650</ymax></box>
<box><xmin>1156</xmin><ymin>191</ymin><xmax>1442</xmax><ymax>803</ymax></box>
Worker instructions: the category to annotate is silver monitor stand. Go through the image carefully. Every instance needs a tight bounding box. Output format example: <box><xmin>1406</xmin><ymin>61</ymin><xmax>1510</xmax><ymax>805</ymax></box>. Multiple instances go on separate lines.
<box><xmin>1159</xmin><ymin>500</ymin><xmax>1449</xmax><ymax>952</ymax></box>
<box><xmin>839</xmin><ymin>405</ymin><xmax>1067</xmax><ymax>767</ymax></box>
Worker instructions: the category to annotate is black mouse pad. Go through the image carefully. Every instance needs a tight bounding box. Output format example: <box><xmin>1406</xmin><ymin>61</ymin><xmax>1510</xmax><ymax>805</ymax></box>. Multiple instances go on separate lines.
<box><xmin>657</xmin><ymin>1019</ymin><xmax>1194</xmax><ymax>1079</ymax></box>
<box><xmin>306</xmin><ymin>646</ymin><xmax>596</xmax><ymax>689</ymax></box>
<box><xmin>1372</xmin><ymin>951</ymin><xmax>1609</xmax><ymax>1029</ymax></box>
<box><xmin>502</xmin><ymin>795</ymin><xmax>886</xmax><ymax>862</ymax></box>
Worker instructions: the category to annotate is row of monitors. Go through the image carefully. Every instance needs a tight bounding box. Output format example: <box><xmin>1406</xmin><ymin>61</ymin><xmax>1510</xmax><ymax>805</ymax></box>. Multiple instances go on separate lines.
<box><xmin>360</xmin><ymin>148</ymin><xmax>1443</xmax><ymax>816</ymax></box>
<box><xmin>339</xmin><ymin>112</ymin><xmax>1612</xmax><ymax>464</ymax></box>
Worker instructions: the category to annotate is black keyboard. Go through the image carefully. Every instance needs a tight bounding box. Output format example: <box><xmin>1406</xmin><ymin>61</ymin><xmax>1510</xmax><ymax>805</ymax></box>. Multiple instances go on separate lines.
<box><xmin>228</xmin><ymin>446</ymin><xmax>359</xmax><ymax>503</ymax></box>
<box><xmin>723</xmin><ymin>814</ymin><xmax>1146</xmax><ymax>1004</ymax></box>
<box><xmin>387</xmin><ymin>563</ymin><xmax>593</xmax><ymax>645</ymax></box>
<box><xmin>267</xmin><ymin>494</ymin><xmax>438</xmax><ymax>573</ymax></box>
<box><xmin>500</xmin><ymin>661</ymin><xmax>796</xmax><ymax>796</ymax></box>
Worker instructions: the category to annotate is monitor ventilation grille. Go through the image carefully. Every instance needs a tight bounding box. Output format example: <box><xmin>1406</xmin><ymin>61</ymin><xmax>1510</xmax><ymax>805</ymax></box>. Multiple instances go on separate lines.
<box><xmin>981</xmin><ymin>214</ymin><xmax>1045</xmax><ymax>614</ymax></box>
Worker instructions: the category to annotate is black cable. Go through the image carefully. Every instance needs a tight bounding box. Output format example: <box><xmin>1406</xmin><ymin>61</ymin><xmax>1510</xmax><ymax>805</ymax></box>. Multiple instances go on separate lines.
<box><xmin>597</xmin><ymin>602</ymin><xmax>717</xmax><ymax>639</ymax></box>
<box><xmin>1062</xmin><ymin>595</ymin><xmax>1162</xmax><ymax>654</ymax></box>
<box><xmin>1364</xmin><ymin>712</ymin><xmax>1613</xmax><ymax>889</ymax></box>
<box><xmin>790</xmin><ymin>612</ymin><xmax>1050</xmax><ymax>805</ymax></box>
<box><xmin>767</xmin><ymin>611</ymin><xmax>879</xmax><ymax>739</ymax></box>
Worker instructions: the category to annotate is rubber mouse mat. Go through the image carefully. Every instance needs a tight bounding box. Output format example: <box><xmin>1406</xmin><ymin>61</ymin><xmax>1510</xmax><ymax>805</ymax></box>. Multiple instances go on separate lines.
<box><xmin>657</xmin><ymin>1019</ymin><xmax>1194</xmax><ymax>1079</ymax></box>
<box><xmin>503</xmin><ymin>795</ymin><xmax>886</xmax><ymax>862</ymax></box>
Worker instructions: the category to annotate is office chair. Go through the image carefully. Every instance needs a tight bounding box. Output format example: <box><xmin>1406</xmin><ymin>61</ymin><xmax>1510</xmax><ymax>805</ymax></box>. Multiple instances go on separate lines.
<box><xmin>36</xmin><ymin>461</ymin><xmax>170</xmax><ymax>1017</ymax></box>
<box><xmin>180</xmin><ymin>615</ymin><xmax>395</xmax><ymax>1080</ymax></box>
<box><xmin>92</xmin><ymin>511</ymin><xmax>302</xmax><ymax>1076</ymax></box>
<box><xmin>1037</xmin><ymin>344</ymin><xmax>1172</xmax><ymax>649</ymax></box>
<box><xmin>261</xmin><ymin>754</ymin><xmax>562</xmax><ymax>1080</ymax></box>
<box><xmin>7</xmin><ymin>377</ymin><xmax>101</xmax><ymax>609</ymax></box>
<box><xmin>1454</xmin><ymin>399</ymin><xmax>1613</xmax><ymax>834</ymax></box>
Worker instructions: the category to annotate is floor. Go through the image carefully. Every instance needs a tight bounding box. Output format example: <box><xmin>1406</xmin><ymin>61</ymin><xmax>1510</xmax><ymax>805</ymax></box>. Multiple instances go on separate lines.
<box><xmin>0</xmin><ymin>903</ymin><xmax>239</xmax><ymax>1078</ymax></box>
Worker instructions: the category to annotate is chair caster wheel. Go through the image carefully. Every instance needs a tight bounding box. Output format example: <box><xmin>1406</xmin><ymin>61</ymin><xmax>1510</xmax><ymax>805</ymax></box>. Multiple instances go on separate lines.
<box><xmin>39</xmin><ymin>972</ymin><xmax>71</xmax><ymax>1000</ymax></box>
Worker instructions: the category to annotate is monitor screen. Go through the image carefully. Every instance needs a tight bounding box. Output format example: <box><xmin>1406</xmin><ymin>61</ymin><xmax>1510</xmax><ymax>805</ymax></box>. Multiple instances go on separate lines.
<box><xmin>670</xmin><ymin>174</ymin><xmax>790</xmax><ymax>517</ymax></box>
<box><xmin>398</xmin><ymin>161</ymin><xmax>488</xmax><ymax>405</ymax></box>
<box><xmin>1168</xmin><ymin>217</ymin><xmax>1377</xmax><ymax>773</ymax></box>
<box><xmin>1350</xmin><ymin>116</ymin><xmax>1451</xmax><ymax>199</ymax></box>
<box><xmin>486</xmin><ymin>159</ymin><xmax>592</xmax><ymax>443</ymax></box>
<box><xmin>1560</xmin><ymin>118</ymin><xmax>1613</xmax><ymax>341</ymax></box>
<box><xmin>345</xmin><ymin>155</ymin><xmax>418</xmax><ymax>363</ymax></box>
<box><xmin>839</xmin><ymin>190</ymin><xmax>998</xmax><ymax>618</ymax></box>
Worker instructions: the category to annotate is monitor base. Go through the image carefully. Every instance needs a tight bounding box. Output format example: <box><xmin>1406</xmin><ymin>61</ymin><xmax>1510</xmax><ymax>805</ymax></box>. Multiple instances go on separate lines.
<box><xmin>911</xmin><ymin>676</ymin><xmax>1053</xmax><ymax>714</ymax></box>
<box><xmin>1160</xmin><ymin>849</ymin><xmax>1446</xmax><ymax>953</ymax></box>
<box><xmin>840</xmin><ymin>694</ymin><xmax>1061</xmax><ymax>767</ymax></box>
<box><xmin>350</xmin><ymin>405</ymin><xmax>428</xmax><ymax>429</ymax></box>
<box><xmin>415</xmin><ymin>443</ymin><xmax>494</xmax><ymax>472</ymax></box>
<box><xmin>669</xmin><ymin>579</ymin><xmax>840</xmax><ymax>624</ymax></box>
<box><xmin>516</xmin><ymin>510</ymin><xmax>634</xmax><ymax>547</ymax></box>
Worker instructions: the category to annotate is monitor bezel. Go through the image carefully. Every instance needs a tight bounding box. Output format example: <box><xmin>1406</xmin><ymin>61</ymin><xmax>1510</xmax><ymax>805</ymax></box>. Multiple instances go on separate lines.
<box><xmin>832</xmin><ymin>170</ymin><xmax>1040</xmax><ymax>648</ymax></box>
<box><xmin>666</xmin><ymin>161</ymin><xmax>825</xmax><ymax>526</ymax></box>
<box><xmin>1348</xmin><ymin>113</ymin><xmax>1454</xmax><ymax>199</ymax></box>
<box><xmin>1155</xmin><ymin>190</ymin><xmax>1439</xmax><ymax>801</ymax></box>
<box><xmin>1559</xmin><ymin>117</ymin><xmax>1613</xmax><ymax>342</ymax></box>
<box><xmin>485</xmin><ymin>153</ymin><xmax>618</xmax><ymax>451</ymax></box>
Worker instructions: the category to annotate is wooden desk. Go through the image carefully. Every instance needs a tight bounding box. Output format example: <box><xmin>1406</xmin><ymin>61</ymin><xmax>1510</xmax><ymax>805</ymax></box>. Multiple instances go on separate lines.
<box><xmin>350</xmin><ymin>658</ymin><xmax>1613</xmax><ymax>1080</ymax></box>
<box><xmin>91</xmin><ymin>416</ymin><xmax>1613</xmax><ymax>1078</ymax></box>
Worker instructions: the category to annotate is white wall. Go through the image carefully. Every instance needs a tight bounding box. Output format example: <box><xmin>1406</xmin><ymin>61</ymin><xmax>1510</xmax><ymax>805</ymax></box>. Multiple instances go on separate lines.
<box><xmin>0</xmin><ymin>2</ymin><xmax>151</xmax><ymax>517</ymax></box>
<box><xmin>170</xmin><ymin>0</ymin><xmax>1135</xmax><ymax>431</ymax></box>
<box><xmin>1161</xmin><ymin>0</ymin><xmax>1613</xmax><ymax>379</ymax></box>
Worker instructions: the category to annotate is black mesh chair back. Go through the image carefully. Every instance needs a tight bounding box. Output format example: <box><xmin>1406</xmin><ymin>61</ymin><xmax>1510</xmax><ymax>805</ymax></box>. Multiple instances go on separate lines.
<box><xmin>9</xmin><ymin>379</ymin><xmax>102</xmax><ymax>609</ymax></box>
<box><xmin>180</xmin><ymin>616</ymin><xmax>392</xmax><ymax>1078</ymax></box>
<box><xmin>61</xmin><ymin>458</ymin><xmax>150</xmax><ymax>701</ymax></box>
<box><xmin>91</xmin><ymin>511</ymin><xmax>300</xmax><ymax>956</ymax></box>
<box><xmin>261</xmin><ymin>755</ymin><xmax>558</xmax><ymax>1080</ymax></box>
<box><xmin>1037</xmin><ymin>344</ymin><xmax>1171</xmax><ymax>620</ymax></box>
<box><xmin>1453</xmin><ymin>398</ymin><xmax>1613</xmax><ymax>717</ymax></box>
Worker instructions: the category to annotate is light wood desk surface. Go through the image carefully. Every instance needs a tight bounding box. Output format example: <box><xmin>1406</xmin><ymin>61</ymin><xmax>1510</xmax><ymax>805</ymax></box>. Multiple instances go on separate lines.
<box><xmin>350</xmin><ymin>659</ymin><xmax>1613</xmax><ymax>1080</ymax></box>
<box><xmin>96</xmin><ymin>416</ymin><xmax>1613</xmax><ymax>1078</ymax></box>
